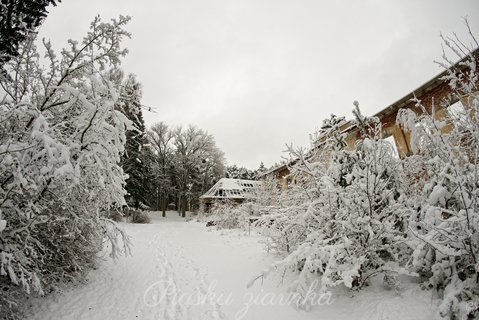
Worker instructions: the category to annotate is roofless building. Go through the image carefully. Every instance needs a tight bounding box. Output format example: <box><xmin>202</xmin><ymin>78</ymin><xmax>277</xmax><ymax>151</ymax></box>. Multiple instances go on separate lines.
<box><xmin>199</xmin><ymin>178</ymin><xmax>261</xmax><ymax>212</ymax></box>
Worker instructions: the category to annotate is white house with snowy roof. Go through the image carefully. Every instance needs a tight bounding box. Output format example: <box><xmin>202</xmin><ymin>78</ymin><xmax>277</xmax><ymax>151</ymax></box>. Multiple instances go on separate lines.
<box><xmin>199</xmin><ymin>178</ymin><xmax>261</xmax><ymax>212</ymax></box>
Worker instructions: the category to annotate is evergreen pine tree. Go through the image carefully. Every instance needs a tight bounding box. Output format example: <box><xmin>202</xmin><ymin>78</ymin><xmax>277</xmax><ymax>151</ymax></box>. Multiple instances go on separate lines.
<box><xmin>116</xmin><ymin>74</ymin><xmax>152</xmax><ymax>209</ymax></box>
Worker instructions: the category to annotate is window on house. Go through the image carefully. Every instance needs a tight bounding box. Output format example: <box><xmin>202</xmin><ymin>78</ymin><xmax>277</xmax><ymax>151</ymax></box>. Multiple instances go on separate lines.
<box><xmin>447</xmin><ymin>100</ymin><xmax>468</xmax><ymax>123</ymax></box>
<box><xmin>383</xmin><ymin>135</ymin><xmax>399</xmax><ymax>158</ymax></box>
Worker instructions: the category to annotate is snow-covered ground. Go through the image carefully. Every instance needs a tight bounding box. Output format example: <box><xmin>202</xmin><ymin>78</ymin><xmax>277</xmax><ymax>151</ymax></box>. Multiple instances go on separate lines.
<box><xmin>27</xmin><ymin>211</ymin><xmax>439</xmax><ymax>320</ymax></box>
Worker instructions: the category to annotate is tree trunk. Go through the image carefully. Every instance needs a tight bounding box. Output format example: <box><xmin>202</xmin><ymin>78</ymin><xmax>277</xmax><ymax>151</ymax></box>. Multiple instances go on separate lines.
<box><xmin>178</xmin><ymin>194</ymin><xmax>181</xmax><ymax>215</ymax></box>
<box><xmin>161</xmin><ymin>192</ymin><xmax>166</xmax><ymax>217</ymax></box>
<box><xmin>181</xmin><ymin>195</ymin><xmax>186</xmax><ymax>217</ymax></box>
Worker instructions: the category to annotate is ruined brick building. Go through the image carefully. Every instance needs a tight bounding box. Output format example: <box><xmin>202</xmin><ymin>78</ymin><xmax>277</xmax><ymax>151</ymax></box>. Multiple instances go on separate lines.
<box><xmin>261</xmin><ymin>48</ymin><xmax>479</xmax><ymax>189</ymax></box>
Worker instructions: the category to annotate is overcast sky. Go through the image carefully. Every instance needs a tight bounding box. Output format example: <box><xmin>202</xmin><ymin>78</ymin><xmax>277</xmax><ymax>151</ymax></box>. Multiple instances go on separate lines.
<box><xmin>39</xmin><ymin>0</ymin><xmax>479</xmax><ymax>169</ymax></box>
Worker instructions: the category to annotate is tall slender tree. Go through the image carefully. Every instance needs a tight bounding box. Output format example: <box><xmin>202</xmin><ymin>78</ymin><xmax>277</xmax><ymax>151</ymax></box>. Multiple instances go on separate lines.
<box><xmin>115</xmin><ymin>73</ymin><xmax>152</xmax><ymax>209</ymax></box>
<box><xmin>148</xmin><ymin>122</ymin><xmax>174</xmax><ymax>217</ymax></box>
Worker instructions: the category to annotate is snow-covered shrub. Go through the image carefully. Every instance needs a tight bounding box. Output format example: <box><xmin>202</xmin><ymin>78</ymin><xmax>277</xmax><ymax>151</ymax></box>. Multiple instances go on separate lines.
<box><xmin>249</xmin><ymin>169</ymin><xmax>310</xmax><ymax>254</ymax></box>
<box><xmin>207</xmin><ymin>201</ymin><xmax>254</xmax><ymax>230</ymax></box>
<box><xmin>255</xmin><ymin>182</ymin><xmax>311</xmax><ymax>255</ymax></box>
<box><xmin>130</xmin><ymin>210</ymin><xmax>151</xmax><ymax>224</ymax></box>
<box><xmin>254</xmin><ymin>176</ymin><xmax>282</xmax><ymax>208</ymax></box>
<box><xmin>0</xmin><ymin>16</ymin><xmax>132</xmax><ymax>317</ymax></box>
<box><xmin>108</xmin><ymin>209</ymin><xmax>125</xmax><ymax>222</ymax></box>
<box><xmin>398</xmin><ymin>30</ymin><xmax>479</xmax><ymax>319</ymax></box>
<box><xmin>255</xmin><ymin>112</ymin><xmax>413</xmax><ymax>308</ymax></box>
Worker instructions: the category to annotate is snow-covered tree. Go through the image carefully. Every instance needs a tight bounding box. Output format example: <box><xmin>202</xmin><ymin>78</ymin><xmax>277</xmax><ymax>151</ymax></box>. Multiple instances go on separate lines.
<box><xmin>255</xmin><ymin>162</ymin><xmax>267</xmax><ymax>179</ymax></box>
<box><xmin>148</xmin><ymin>122</ymin><xmax>174</xmax><ymax>216</ymax></box>
<box><xmin>398</xmin><ymin>26</ymin><xmax>479</xmax><ymax>319</ymax></box>
<box><xmin>115</xmin><ymin>72</ymin><xmax>153</xmax><ymax>209</ymax></box>
<box><xmin>168</xmin><ymin>125</ymin><xmax>225</xmax><ymax>216</ymax></box>
<box><xmin>0</xmin><ymin>0</ymin><xmax>59</xmax><ymax>65</ymax></box>
<box><xmin>225</xmin><ymin>165</ymin><xmax>256</xmax><ymax>180</ymax></box>
<box><xmin>0</xmin><ymin>16</ymin><xmax>132</xmax><ymax>317</ymax></box>
<box><xmin>190</xmin><ymin>142</ymin><xmax>226</xmax><ymax>206</ymax></box>
<box><xmin>146</xmin><ymin>123</ymin><xmax>226</xmax><ymax>216</ymax></box>
<box><xmin>225</xmin><ymin>164</ymin><xmax>239</xmax><ymax>179</ymax></box>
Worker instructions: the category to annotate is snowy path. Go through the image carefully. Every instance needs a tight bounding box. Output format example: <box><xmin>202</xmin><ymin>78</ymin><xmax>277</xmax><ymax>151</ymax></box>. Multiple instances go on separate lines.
<box><xmin>28</xmin><ymin>212</ymin><xmax>438</xmax><ymax>320</ymax></box>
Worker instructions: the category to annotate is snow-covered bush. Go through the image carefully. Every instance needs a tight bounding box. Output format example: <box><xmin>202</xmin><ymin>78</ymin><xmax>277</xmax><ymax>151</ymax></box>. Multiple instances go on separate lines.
<box><xmin>108</xmin><ymin>208</ymin><xmax>125</xmax><ymax>222</ymax></box>
<box><xmin>205</xmin><ymin>201</ymin><xmax>253</xmax><ymax>230</ymax></box>
<box><xmin>130</xmin><ymin>210</ymin><xmax>151</xmax><ymax>224</ymax></box>
<box><xmin>254</xmin><ymin>112</ymin><xmax>413</xmax><ymax>309</ymax></box>
<box><xmin>254</xmin><ymin>176</ymin><xmax>283</xmax><ymax>208</ymax></box>
<box><xmin>398</xmin><ymin>30</ymin><xmax>479</xmax><ymax>319</ymax></box>
<box><xmin>255</xmin><ymin>181</ymin><xmax>312</xmax><ymax>255</ymax></box>
<box><xmin>0</xmin><ymin>16</ymin><xmax>132</xmax><ymax>317</ymax></box>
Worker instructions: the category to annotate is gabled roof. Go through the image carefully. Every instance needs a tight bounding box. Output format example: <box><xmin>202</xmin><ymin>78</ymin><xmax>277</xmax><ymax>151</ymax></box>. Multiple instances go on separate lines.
<box><xmin>200</xmin><ymin>178</ymin><xmax>261</xmax><ymax>200</ymax></box>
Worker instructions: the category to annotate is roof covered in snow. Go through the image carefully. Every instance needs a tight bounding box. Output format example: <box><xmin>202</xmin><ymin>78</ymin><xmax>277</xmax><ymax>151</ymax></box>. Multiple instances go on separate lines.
<box><xmin>200</xmin><ymin>178</ymin><xmax>261</xmax><ymax>200</ymax></box>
